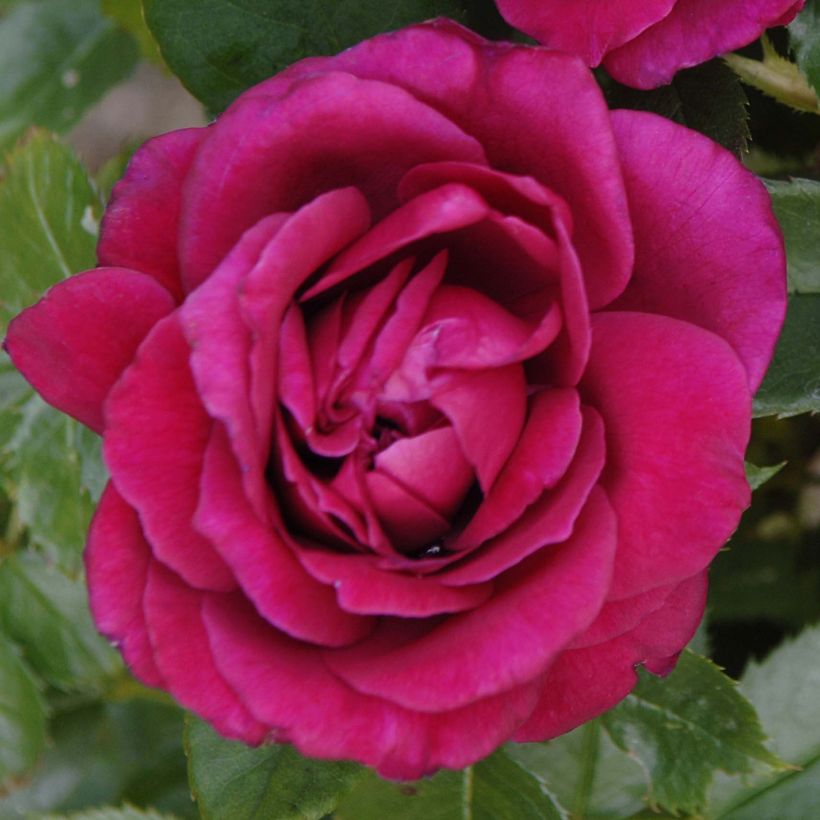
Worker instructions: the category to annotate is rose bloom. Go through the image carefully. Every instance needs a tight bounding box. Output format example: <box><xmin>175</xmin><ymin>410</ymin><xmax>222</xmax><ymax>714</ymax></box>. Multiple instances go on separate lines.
<box><xmin>495</xmin><ymin>0</ymin><xmax>805</xmax><ymax>88</ymax></box>
<box><xmin>6</xmin><ymin>20</ymin><xmax>784</xmax><ymax>778</ymax></box>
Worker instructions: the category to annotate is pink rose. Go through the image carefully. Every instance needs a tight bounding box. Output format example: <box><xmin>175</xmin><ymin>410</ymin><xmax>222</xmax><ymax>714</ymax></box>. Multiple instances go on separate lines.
<box><xmin>5</xmin><ymin>21</ymin><xmax>785</xmax><ymax>779</ymax></box>
<box><xmin>495</xmin><ymin>0</ymin><xmax>806</xmax><ymax>88</ymax></box>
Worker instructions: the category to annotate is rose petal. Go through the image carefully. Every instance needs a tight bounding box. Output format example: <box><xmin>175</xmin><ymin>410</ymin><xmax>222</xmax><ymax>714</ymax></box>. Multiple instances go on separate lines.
<box><xmin>284</xmin><ymin>21</ymin><xmax>634</xmax><ymax>309</ymax></box>
<box><xmin>495</xmin><ymin>0</ymin><xmax>676</xmax><ymax>66</ymax></box>
<box><xmin>297</xmin><ymin>549</ymin><xmax>493</xmax><ymax>617</ymax></box>
<box><xmin>452</xmin><ymin>388</ymin><xmax>582</xmax><ymax>551</ymax></box>
<box><xmin>609</xmin><ymin>110</ymin><xmax>786</xmax><ymax>391</ymax></box>
<box><xmin>513</xmin><ymin>572</ymin><xmax>708</xmax><ymax>741</ymax></box>
<box><xmin>239</xmin><ymin>188</ymin><xmax>373</xmax><ymax>456</ymax></box>
<box><xmin>582</xmin><ymin>312</ymin><xmax>750</xmax><ymax>599</ymax></box>
<box><xmin>375</xmin><ymin>425</ymin><xmax>474</xmax><ymax>520</ymax></box>
<box><xmin>359</xmin><ymin>251</ymin><xmax>448</xmax><ymax>387</ymax></box>
<box><xmin>324</xmin><ymin>488</ymin><xmax>616</xmax><ymax>711</ymax></box>
<box><xmin>302</xmin><ymin>184</ymin><xmax>491</xmax><ymax>301</ymax></box>
<box><xmin>605</xmin><ymin>0</ymin><xmax>807</xmax><ymax>88</ymax></box>
<box><xmin>407</xmin><ymin>284</ymin><xmax>561</xmax><ymax>370</ymax></box>
<box><xmin>365</xmin><ymin>469</ymin><xmax>452</xmax><ymax>552</ymax></box>
<box><xmin>85</xmin><ymin>482</ymin><xmax>163</xmax><ymax>687</ymax></box>
<box><xmin>5</xmin><ymin>268</ymin><xmax>174</xmax><ymax>433</ymax></box>
<box><xmin>99</xmin><ymin>128</ymin><xmax>205</xmax><ymax>301</ymax></box>
<box><xmin>203</xmin><ymin>593</ymin><xmax>541</xmax><ymax>779</ymax></box>
<box><xmin>143</xmin><ymin>563</ymin><xmax>267</xmax><ymax>743</ymax></box>
<box><xmin>104</xmin><ymin>314</ymin><xmax>235</xmax><ymax>591</ymax></box>
<box><xmin>399</xmin><ymin>161</ymin><xmax>573</xmax><ymax>240</ymax></box>
<box><xmin>195</xmin><ymin>424</ymin><xmax>373</xmax><ymax>646</ymax></box>
<box><xmin>180</xmin><ymin>72</ymin><xmax>486</xmax><ymax>288</ymax></box>
<box><xmin>440</xmin><ymin>405</ymin><xmax>605</xmax><ymax>584</ymax></box>
<box><xmin>429</xmin><ymin>365</ymin><xmax>527</xmax><ymax>492</ymax></box>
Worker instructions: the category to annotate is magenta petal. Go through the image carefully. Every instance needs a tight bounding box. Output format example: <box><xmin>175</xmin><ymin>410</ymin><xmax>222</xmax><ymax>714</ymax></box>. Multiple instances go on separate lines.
<box><xmin>195</xmin><ymin>425</ymin><xmax>373</xmax><ymax>646</ymax></box>
<box><xmin>513</xmin><ymin>572</ymin><xmax>707</xmax><ymax>741</ymax></box>
<box><xmin>104</xmin><ymin>314</ymin><xmax>235</xmax><ymax>591</ymax></box>
<box><xmin>610</xmin><ymin>111</ymin><xmax>786</xmax><ymax>390</ymax></box>
<box><xmin>303</xmin><ymin>22</ymin><xmax>633</xmax><ymax>309</ymax></box>
<box><xmin>375</xmin><ymin>426</ymin><xmax>474</xmax><ymax>520</ymax></box>
<box><xmin>495</xmin><ymin>0</ymin><xmax>676</xmax><ymax>66</ymax></box>
<box><xmin>297</xmin><ymin>549</ymin><xmax>493</xmax><ymax>616</ymax></box>
<box><xmin>605</xmin><ymin>0</ymin><xmax>808</xmax><ymax>88</ymax></box>
<box><xmin>399</xmin><ymin>161</ymin><xmax>573</xmax><ymax>239</ymax></box>
<box><xmin>182</xmin><ymin>213</ymin><xmax>289</xmax><ymax>519</ymax></box>
<box><xmin>365</xmin><ymin>469</ymin><xmax>452</xmax><ymax>552</ymax></box>
<box><xmin>336</xmin><ymin>260</ymin><xmax>412</xmax><ymax>376</ymax></box>
<box><xmin>429</xmin><ymin>366</ymin><xmax>527</xmax><ymax>491</ymax></box>
<box><xmin>239</xmin><ymin>187</ymin><xmax>373</xmax><ymax>452</ymax></box>
<box><xmin>441</xmin><ymin>405</ymin><xmax>605</xmax><ymax>585</ymax></box>
<box><xmin>143</xmin><ymin>564</ymin><xmax>266</xmax><ymax>743</ymax></box>
<box><xmin>274</xmin><ymin>416</ymin><xmax>371</xmax><ymax>549</ymax></box>
<box><xmin>99</xmin><ymin>129</ymin><xmax>205</xmax><ymax>301</ymax></box>
<box><xmin>408</xmin><ymin>284</ymin><xmax>561</xmax><ymax>370</ymax></box>
<box><xmin>302</xmin><ymin>184</ymin><xmax>491</xmax><ymax>301</ymax></box>
<box><xmin>583</xmin><ymin>312</ymin><xmax>750</xmax><ymax>599</ymax></box>
<box><xmin>180</xmin><ymin>72</ymin><xmax>485</xmax><ymax>287</ymax></box>
<box><xmin>365</xmin><ymin>252</ymin><xmax>447</xmax><ymax>383</ymax></box>
<box><xmin>85</xmin><ymin>483</ymin><xmax>163</xmax><ymax>687</ymax></box>
<box><xmin>452</xmin><ymin>389</ymin><xmax>582</xmax><ymax>551</ymax></box>
<box><xmin>202</xmin><ymin>594</ymin><xmax>541</xmax><ymax>779</ymax></box>
<box><xmin>279</xmin><ymin>305</ymin><xmax>316</xmax><ymax>432</ymax></box>
<box><xmin>5</xmin><ymin>268</ymin><xmax>175</xmax><ymax>433</ymax></box>
<box><xmin>324</xmin><ymin>488</ymin><xmax>615</xmax><ymax>711</ymax></box>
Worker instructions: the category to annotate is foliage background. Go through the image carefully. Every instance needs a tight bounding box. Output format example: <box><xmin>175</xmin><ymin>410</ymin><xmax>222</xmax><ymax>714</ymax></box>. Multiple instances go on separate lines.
<box><xmin>0</xmin><ymin>1</ymin><xmax>818</xmax><ymax>818</ymax></box>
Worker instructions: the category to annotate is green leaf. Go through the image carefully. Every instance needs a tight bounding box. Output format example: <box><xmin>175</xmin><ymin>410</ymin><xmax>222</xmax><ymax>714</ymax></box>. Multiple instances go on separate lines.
<box><xmin>41</xmin><ymin>806</ymin><xmax>179</xmax><ymax>820</ymax></box>
<box><xmin>101</xmin><ymin>0</ymin><xmax>163</xmax><ymax>65</ymax></box>
<box><xmin>601</xmin><ymin>650</ymin><xmax>784</xmax><ymax>815</ymax></box>
<box><xmin>606</xmin><ymin>59</ymin><xmax>750</xmax><ymax>156</ymax></box>
<box><xmin>790</xmin><ymin>0</ymin><xmax>820</xmax><ymax>94</ymax></box>
<box><xmin>0</xmin><ymin>699</ymin><xmax>192</xmax><ymax>816</ymax></box>
<box><xmin>709</xmin><ymin>625</ymin><xmax>820</xmax><ymax>818</ymax></box>
<box><xmin>0</xmin><ymin>129</ymin><xmax>102</xmax><ymax>334</ymax></box>
<box><xmin>143</xmin><ymin>0</ymin><xmax>469</xmax><ymax>113</ymax></box>
<box><xmin>0</xmin><ymin>631</ymin><xmax>47</xmax><ymax>789</ymax></box>
<box><xmin>754</xmin><ymin>294</ymin><xmax>820</xmax><ymax>417</ymax></box>
<box><xmin>765</xmin><ymin>177</ymin><xmax>820</xmax><ymax>295</ymax></box>
<box><xmin>0</xmin><ymin>0</ymin><xmax>138</xmax><ymax>151</ymax></box>
<box><xmin>0</xmin><ymin>551</ymin><xmax>121</xmax><ymax>691</ymax></box>
<box><xmin>1</xmin><ymin>392</ymin><xmax>104</xmax><ymax>572</ymax></box>
<box><xmin>508</xmin><ymin>724</ymin><xmax>649</xmax><ymax>820</ymax></box>
<box><xmin>745</xmin><ymin>460</ymin><xmax>787</xmax><ymax>490</ymax></box>
<box><xmin>185</xmin><ymin>715</ymin><xmax>362</xmax><ymax>819</ymax></box>
<box><xmin>337</xmin><ymin>747</ymin><xmax>568</xmax><ymax>820</ymax></box>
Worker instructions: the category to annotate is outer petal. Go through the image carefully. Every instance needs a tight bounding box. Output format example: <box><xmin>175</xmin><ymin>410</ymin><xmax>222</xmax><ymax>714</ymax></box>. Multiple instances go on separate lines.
<box><xmin>272</xmin><ymin>21</ymin><xmax>634</xmax><ymax>309</ymax></box>
<box><xmin>142</xmin><ymin>562</ymin><xmax>267</xmax><ymax>743</ymax></box>
<box><xmin>582</xmin><ymin>312</ymin><xmax>750</xmax><ymax>599</ymax></box>
<box><xmin>324</xmin><ymin>489</ymin><xmax>616</xmax><ymax>712</ymax></box>
<box><xmin>104</xmin><ymin>314</ymin><xmax>235</xmax><ymax>591</ymax></box>
<box><xmin>514</xmin><ymin>572</ymin><xmax>708</xmax><ymax>741</ymax></box>
<box><xmin>86</xmin><ymin>482</ymin><xmax>163</xmax><ymax>687</ymax></box>
<box><xmin>495</xmin><ymin>0</ymin><xmax>676</xmax><ymax>66</ymax></box>
<box><xmin>605</xmin><ymin>0</ymin><xmax>807</xmax><ymax>88</ymax></box>
<box><xmin>180</xmin><ymin>72</ymin><xmax>486</xmax><ymax>288</ymax></box>
<box><xmin>4</xmin><ymin>268</ymin><xmax>175</xmax><ymax>434</ymax></box>
<box><xmin>203</xmin><ymin>594</ymin><xmax>542</xmax><ymax>779</ymax></box>
<box><xmin>609</xmin><ymin>111</ymin><xmax>786</xmax><ymax>391</ymax></box>
<box><xmin>98</xmin><ymin>129</ymin><xmax>205</xmax><ymax>301</ymax></box>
